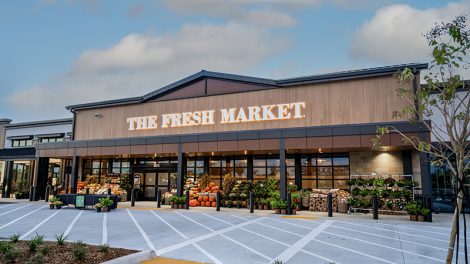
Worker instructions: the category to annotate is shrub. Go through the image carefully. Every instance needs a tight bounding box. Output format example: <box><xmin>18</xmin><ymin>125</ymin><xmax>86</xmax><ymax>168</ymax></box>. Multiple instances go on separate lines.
<box><xmin>39</xmin><ymin>245</ymin><xmax>50</xmax><ymax>255</ymax></box>
<box><xmin>3</xmin><ymin>249</ymin><xmax>20</xmax><ymax>263</ymax></box>
<box><xmin>98</xmin><ymin>243</ymin><xmax>110</xmax><ymax>253</ymax></box>
<box><xmin>73</xmin><ymin>241</ymin><xmax>86</xmax><ymax>261</ymax></box>
<box><xmin>55</xmin><ymin>233</ymin><xmax>68</xmax><ymax>245</ymax></box>
<box><xmin>28</xmin><ymin>252</ymin><xmax>44</xmax><ymax>264</ymax></box>
<box><xmin>28</xmin><ymin>234</ymin><xmax>44</xmax><ymax>252</ymax></box>
<box><xmin>0</xmin><ymin>241</ymin><xmax>13</xmax><ymax>254</ymax></box>
<box><xmin>9</xmin><ymin>233</ymin><xmax>20</xmax><ymax>243</ymax></box>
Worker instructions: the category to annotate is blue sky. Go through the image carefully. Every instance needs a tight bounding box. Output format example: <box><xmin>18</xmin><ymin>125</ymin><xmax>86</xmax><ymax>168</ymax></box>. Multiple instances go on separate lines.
<box><xmin>0</xmin><ymin>0</ymin><xmax>468</xmax><ymax>122</ymax></box>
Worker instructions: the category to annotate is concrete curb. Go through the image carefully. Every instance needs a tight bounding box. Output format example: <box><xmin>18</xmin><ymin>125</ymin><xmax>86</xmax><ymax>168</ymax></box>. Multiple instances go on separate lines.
<box><xmin>101</xmin><ymin>249</ymin><xmax>156</xmax><ymax>264</ymax></box>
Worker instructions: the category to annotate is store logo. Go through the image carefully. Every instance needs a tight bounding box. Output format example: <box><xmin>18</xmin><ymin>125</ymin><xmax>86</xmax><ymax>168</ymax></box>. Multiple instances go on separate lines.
<box><xmin>126</xmin><ymin>102</ymin><xmax>306</xmax><ymax>131</ymax></box>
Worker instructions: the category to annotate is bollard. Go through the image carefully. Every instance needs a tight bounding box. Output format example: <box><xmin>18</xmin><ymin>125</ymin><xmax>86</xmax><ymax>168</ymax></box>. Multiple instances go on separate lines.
<box><xmin>29</xmin><ymin>186</ymin><xmax>34</xmax><ymax>201</ymax></box>
<box><xmin>45</xmin><ymin>185</ymin><xmax>50</xmax><ymax>202</ymax></box>
<box><xmin>327</xmin><ymin>193</ymin><xmax>333</xmax><ymax>217</ymax></box>
<box><xmin>185</xmin><ymin>189</ymin><xmax>190</xmax><ymax>210</ymax></box>
<box><xmin>216</xmin><ymin>191</ymin><xmax>221</xmax><ymax>211</ymax></box>
<box><xmin>249</xmin><ymin>192</ymin><xmax>254</xmax><ymax>213</ymax></box>
<box><xmin>86</xmin><ymin>188</ymin><xmax>90</xmax><ymax>195</ymax></box>
<box><xmin>425</xmin><ymin>195</ymin><xmax>433</xmax><ymax>222</ymax></box>
<box><xmin>131</xmin><ymin>188</ymin><xmax>136</xmax><ymax>207</ymax></box>
<box><xmin>157</xmin><ymin>189</ymin><xmax>161</xmax><ymax>208</ymax></box>
<box><xmin>372</xmin><ymin>195</ymin><xmax>378</xmax><ymax>220</ymax></box>
<box><xmin>287</xmin><ymin>192</ymin><xmax>292</xmax><ymax>215</ymax></box>
<box><xmin>108</xmin><ymin>188</ymin><xmax>112</xmax><ymax>195</ymax></box>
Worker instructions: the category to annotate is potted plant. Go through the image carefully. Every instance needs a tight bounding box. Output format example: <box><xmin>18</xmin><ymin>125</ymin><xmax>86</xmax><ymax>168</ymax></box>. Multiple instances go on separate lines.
<box><xmin>300</xmin><ymin>189</ymin><xmax>310</xmax><ymax>209</ymax></box>
<box><xmin>279</xmin><ymin>200</ymin><xmax>288</xmax><ymax>215</ymax></box>
<box><xmin>240</xmin><ymin>193</ymin><xmax>248</xmax><ymax>207</ymax></box>
<box><xmin>419</xmin><ymin>208</ymin><xmax>430</xmax><ymax>222</ymax></box>
<box><xmin>54</xmin><ymin>200</ymin><xmax>63</xmax><ymax>209</ymax></box>
<box><xmin>49</xmin><ymin>196</ymin><xmax>58</xmax><ymax>209</ymax></box>
<box><xmin>405</xmin><ymin>202</ymin><xmax>419</xmax><ymax>221</ymax></box>
<box><xmin>270</xmin><ymin>199</ymin><xmax>280</xmax><ymax>214</ymax></box>
<box><xmin>178</xmin><ymin>196</ymin><xmax>186</xmax><ymax>209</ymax></box>
<box><xmin>99</xmin><ymin>197</ymin><xmax>114</xmax><ymax>212</ymax></box>
<box><xmin>95</xmin><ymin>203</ymin><xmax>102</xmax><ymax>212</ymax></box>
<box><xmin>169</xmin><ymin>195</ymin><xmax>178</xmax><ymax>209</ymax></box>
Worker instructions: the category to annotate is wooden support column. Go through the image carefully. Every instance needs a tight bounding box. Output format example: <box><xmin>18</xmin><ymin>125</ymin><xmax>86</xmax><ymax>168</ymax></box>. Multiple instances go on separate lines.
<box><xmin>280</xmin><ymin>138</ymin><xmax>287</xmax><ymax>200</ymax></box>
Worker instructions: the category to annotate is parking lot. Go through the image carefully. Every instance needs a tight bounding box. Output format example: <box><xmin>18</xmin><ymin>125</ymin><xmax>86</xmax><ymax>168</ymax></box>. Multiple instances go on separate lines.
<box><xmin>0</xmin><ymin>201</ymin><xmax>466</xmax><ymax>263</ymax></box>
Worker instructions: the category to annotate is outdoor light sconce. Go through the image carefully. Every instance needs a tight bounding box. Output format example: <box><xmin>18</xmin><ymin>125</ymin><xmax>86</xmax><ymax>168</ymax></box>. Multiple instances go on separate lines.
<box><xmin>93</xmin><ymin>113</ymin><xmax>103</xmax><ymax>117</ymax></box>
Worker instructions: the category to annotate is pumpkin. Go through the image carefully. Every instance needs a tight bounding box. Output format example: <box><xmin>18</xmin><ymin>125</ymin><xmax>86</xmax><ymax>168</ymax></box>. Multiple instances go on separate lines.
<box><xmin>205</xmin><ymin>201</ymin><xmax>211</xmax><ymax>207</ymax></box>
<box><xmin>198</xmin><ymin>196</ymin><xmax>203</xmax><ymax>202</ymax></box>
<box><xmin>209</xmin><ymin>196</ymin><xmax>215</xmax><ymax>203</ymax></box>
<box><xmin>209</xmin><ymin>182</ymin><xmax>215</xmax><ymax>188</ymax></box>
<box><xmin>205</xmin><ymin>187</ymin><xmax>211</xmax><ymax>192</ymax></box>
<box><xmin>203</xmin><ymin>196</ymin><xmax>209</xmax><ymax>202</ymax></box>
<box><xmin>212</xmin><ymin>202</ymin><xmax>216</xmax><ymax>207</ymax></box>
<box><xmin>196</xmin><ymin>201</ymin><xmax>200</xmax><ymax>206</ymax></box>
<box><xmin>212</xmin><ymin>186</ymin><xmax>219</xmax><ymax>191</ymax></box>
<box><xmin>189</xmin><ymin>200</ymin><xmax>197</xmax><ymax>207</ymax></box>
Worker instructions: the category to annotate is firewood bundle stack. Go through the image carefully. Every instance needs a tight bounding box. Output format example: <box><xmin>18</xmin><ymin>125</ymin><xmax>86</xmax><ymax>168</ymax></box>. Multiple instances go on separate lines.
<box><xmin>309</xmin><ymin>189</ymin><xmax>350</xmax><ymax>212</ymax></box>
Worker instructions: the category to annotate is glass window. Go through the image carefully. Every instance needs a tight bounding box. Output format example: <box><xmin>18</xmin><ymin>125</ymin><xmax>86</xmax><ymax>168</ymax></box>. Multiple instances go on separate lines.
<box><xmin>333</xmin><ymin>156</ymin><xmax>349</xmax><ymax>166</ymax></box>
<box><xmin>253</xmin><ymin>158</ymin><xmax>266</xmax><ymax>167</ymax></box>
<box><xmin>317</xmin><ymin>155</ymin><xmax>332</xmax><ymax>166</ymax></box>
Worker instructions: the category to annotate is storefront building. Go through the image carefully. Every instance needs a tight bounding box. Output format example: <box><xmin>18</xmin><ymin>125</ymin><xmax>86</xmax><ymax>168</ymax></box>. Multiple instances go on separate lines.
<box><xmin>0</xmin><ymin>118</ymin><xmax>72</xmax><ymax>198</ymax></box>
<box><xmin>32</xmin><ymin>63</ymin><xmax>432</xmax><ymax>201</ymax></box>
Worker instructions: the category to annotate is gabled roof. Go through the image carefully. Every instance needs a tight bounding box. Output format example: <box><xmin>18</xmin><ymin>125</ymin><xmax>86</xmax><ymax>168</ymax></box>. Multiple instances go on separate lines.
<box><xmin>66</xmin><ymin>62</ymin><xmax>428</xmax><ymax>111</ymax></box>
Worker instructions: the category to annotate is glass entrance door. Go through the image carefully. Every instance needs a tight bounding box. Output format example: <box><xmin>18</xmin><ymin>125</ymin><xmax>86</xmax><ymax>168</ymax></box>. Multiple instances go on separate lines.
<box><xmin>144</xmin><ymin>172</ymin><xmax>156</xmax><ymax>199</ymax></box>
<box><xmin>143</xmin><ymin>168</ymin><xmax>177</xmax><ymax>200</ymax></box>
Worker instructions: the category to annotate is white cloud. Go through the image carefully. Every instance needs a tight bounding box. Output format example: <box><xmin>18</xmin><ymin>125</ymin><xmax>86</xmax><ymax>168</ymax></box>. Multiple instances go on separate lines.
<box><xmin>350</xmin><ymin>2</ymin><xmax>470</xmax><ymax>64</ymax></box>
<box><xmin>6</xmin><ymin>22</ymin><xmax>289</xmax><ymax>119</ymax></box>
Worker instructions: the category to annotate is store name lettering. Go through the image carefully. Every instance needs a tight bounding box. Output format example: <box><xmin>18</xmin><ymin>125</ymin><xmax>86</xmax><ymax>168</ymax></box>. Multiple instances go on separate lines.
<box><xmin>126</xmin><ymin>102</ymin><xmax>306</xmax><ymax>131</ymax></box>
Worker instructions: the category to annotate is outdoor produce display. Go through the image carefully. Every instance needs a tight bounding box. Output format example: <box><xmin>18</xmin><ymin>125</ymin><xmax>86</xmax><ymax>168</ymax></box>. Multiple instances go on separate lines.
<box><xmin>76</xmin><ymin>175</ymin><xmax>127</xmax><ymax>198</ymax></box>
<box><xmin>308</xmin><ymin>189</ymin><xmax>350</xmax><ymax>212</ymax></box>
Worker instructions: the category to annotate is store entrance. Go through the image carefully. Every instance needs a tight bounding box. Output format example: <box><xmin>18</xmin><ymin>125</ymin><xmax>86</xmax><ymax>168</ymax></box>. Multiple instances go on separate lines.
<box><xmin>142</xmin><ymin>167</ymin><xmax>177</xmax><ymax>200</ymax></box>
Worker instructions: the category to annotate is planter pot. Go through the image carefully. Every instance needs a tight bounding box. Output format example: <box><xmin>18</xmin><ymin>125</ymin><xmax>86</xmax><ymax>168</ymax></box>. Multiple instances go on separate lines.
<box><xmin>171</xmin><ymin>204</ymin><xmax>175</xmax><ymax>209</ymax></box>
<box><xmin>227</xmin><ymin>203</ymin><xmax>232</xmax><ymax>208</ymax></box>
<box><xmin>292</xmin><ymin>209</ymin><xmax>297</xmax><ymax>215</ymax></box>
<box><xmin>49</xmin><ymin>204</ymin><xmax>55</xmax><ymax>209</ymax></box>
<box><xmin>274</xmin><ymin>209</ymin><xmax>281</xmax><ymax>214</ymax></box>
<box><xmin>410</xmin><ymin>214</ymin><xmax>418</xmax><ymax>221</ymax></box>
<box><xmin>56</xmin><ymin>205</ymin><xmax>62</xmax><ymax>209</ymax></box>
<box><xmin>96</xmin><ymin>207</ymin><xmax>102</xmax><ymax>213</ymax></box>
<box><xmin>338</xmin><ymin>202</ymin><xmax>348</xmax><ymax>214</ymax></box>
<box><xmin>301</xmin><ymin>196</ymin><xmax>309</xmax><ymax>208</ymax></box>
<box><xmin>281</xmin><ymin>209</ymin><xmax>287</xmax><ymax>215</ymax></box>
<box><xmin>264</xmin><ymin>205</ymin><xmax>269</xmax><ymax>210</ymax></box>
<box><xmin>418</xmin><ymin>215</ymin><xmax>425</xmax><ymax>222</ymax></box>
<box><xmin>237</xmin><ymin>204</ymin><xmax>242</xmax><ymax>209</ymax></box>
<box><xmin>102</xmin><ymin>207</ymin><xmax>109</xmax><ymax>212</ymax></box>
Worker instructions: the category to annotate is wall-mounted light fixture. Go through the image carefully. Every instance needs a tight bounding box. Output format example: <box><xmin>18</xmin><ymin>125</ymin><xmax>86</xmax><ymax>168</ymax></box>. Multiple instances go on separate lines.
<box><xmin>93</xmin><ymin>113</ymin><xmax>103</xmax><ymax>117</ymax></box>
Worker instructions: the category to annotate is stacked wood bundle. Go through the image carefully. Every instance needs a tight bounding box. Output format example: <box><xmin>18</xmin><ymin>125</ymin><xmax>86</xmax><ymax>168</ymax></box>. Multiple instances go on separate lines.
<box><xmin>309</xmin><ymin>189</ymin><xmax>350</xmax><ymax>212</ymax></box>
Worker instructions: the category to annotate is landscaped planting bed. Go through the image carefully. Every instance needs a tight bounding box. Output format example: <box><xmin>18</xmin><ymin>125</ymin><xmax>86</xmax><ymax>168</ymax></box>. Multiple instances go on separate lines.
<box><xmin>0</xmin><ymin>234</ymin><xmax>137</xmax><ymax>264</ymax></box>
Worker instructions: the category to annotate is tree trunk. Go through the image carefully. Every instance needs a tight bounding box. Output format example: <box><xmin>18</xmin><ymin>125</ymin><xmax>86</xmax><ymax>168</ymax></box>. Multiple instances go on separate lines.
<box><xmin>446</xmin><ymin>189</ymin><xmax>464</xmax><ymax>263</ymax></box>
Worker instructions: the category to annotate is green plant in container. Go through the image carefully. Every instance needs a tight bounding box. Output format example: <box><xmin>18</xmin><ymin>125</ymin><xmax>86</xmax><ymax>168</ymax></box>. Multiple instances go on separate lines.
<box><xmin>99</xmin><ymin>197</ymin><xmax>114</xmax><ymax>212</ymax></box>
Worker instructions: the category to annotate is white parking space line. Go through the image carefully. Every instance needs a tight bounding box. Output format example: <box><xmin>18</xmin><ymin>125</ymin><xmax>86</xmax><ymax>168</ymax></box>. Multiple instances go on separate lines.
<box><xmin>189</xmin><ymin>213</ymin><xmax>272</xmax><ymax>262</ymax></box>
<box><xmin>232</xmin><ymin>215</ymin><xmax>338</xmax><ymax>264</ymax></box>
<box><xmin>336</xmin><ymin>220</ymin><xmax>450</xmax><ymax>243</ymax></box>
<box><xmin>312</xmin><ymin>238</ymin><xmax>399</xmax><ymax>264</ymax></box>
<box><xmin>330</xmin><ymin>224</ymin><xmax>465</xmax><ymax>255</ymax></box>
<box><xmin>275</xmin><ymin>220</ymin><xmax>333</xmax><ymax>263</ymax></box>
<box><xmin>323</xmin><ymin>231</ymin><xmax>443</xmax><ymax>262</ymax></box>
<box><xmin>20</xmin><ymin>209</ymin><xmax>62</xmax><ymax>240</ymax></box>
<box><xmin>151</xmin><ymin>211</ymin><xmax>223</xmax><ymax>264</ymax></box>
<box><xmin>377</xmin><ymin>222</ymin><xmax>451</xmax><ymax>236</ymax></box>
<box><xmin>102</xmin><ymin>213</ymin><xmax>107</xmax><ymax>245</ymax></box>
<box><xmin>156</xmin><ymin>215</ymin><xmax>262</xmax><ymax>256</ymax></box>
<box><xmin>64</xmin><ymin>210</ymin><xmax>83</xmax><ymax>237</ymax></box>
<box><xmin>0</xmin><ymin>205</ymin><xmax>46</xmax><ymax>230</ymax></box>
<box><xmin>126</xmin><ymin>209</ymin><xmax>156</xmax><ymax>252</ymax></box>
<box><xmin>267</xmin><ymin>217</ymin><xmax>320</xmax><ymax>230</ymax></box>
<box><xmin>0</xmin><ymin>203</ymin><xmax>32</xmax><ymax>216</ymax></box>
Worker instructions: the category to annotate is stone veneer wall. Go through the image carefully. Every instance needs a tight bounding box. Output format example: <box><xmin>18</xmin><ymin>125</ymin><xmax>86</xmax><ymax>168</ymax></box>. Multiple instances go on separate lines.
<box><xmin>411</xmin><ymin>151</ymin><xmax>422</xmax><ymax>187</ymax></box>
<box><xmin>349</xmin><ymin>151</ymin><xmax>404</xmax><ymax>176</ymax></box>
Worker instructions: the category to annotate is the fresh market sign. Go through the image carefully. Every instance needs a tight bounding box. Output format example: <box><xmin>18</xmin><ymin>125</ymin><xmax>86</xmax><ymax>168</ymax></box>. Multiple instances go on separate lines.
<box><xmin>126</xmin><ymin>102</ymin><xmax>306</xmax><ymax>131</ymax></box>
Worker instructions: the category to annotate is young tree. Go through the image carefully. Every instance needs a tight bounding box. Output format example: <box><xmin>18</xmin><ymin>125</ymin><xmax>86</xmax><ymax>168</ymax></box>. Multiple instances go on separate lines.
<box><xmin>374</xmin><ymin>16</ymin><xmax>469</xmax><ymax>263</ymax></box>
